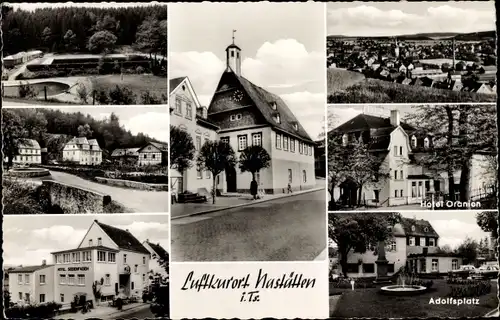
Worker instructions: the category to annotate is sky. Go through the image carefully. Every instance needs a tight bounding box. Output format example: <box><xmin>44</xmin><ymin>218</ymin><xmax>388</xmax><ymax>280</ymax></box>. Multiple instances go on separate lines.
<box><xmin>2</xmin><ymin>215</ymin><xmax>169</xmax><ymax>267</ymax></box>
<box><xmin>329</xmin><ymin>211</ymin><xmax>490</xmax><ymax>250</ymax></box>
<box><xmin>327</xmin><ymin>1</ymin><xmax>496</xmax><ymax>36</ymax></box>
<box><xmin>169</xmin><ymin>2</ymin><xmax>326</xmax><ymax>140</ymax></box>
<box><xmin>49</xmin><ymin>106</ymin><xmax>169</xmax><ymax>142</ymax></box>
<box><xmin>8</xmin><ymin>2</ymin><xmax>165</xmax><ymax>11</ymax></box>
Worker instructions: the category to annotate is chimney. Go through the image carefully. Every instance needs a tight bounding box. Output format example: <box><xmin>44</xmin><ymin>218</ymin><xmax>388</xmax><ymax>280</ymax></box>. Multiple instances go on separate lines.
<box><xmin>42</xmin><ymin>260</ymin><xmax>46</xmax><ymax>266</ymax></box>
<box><xmin>390</xmin><ymin>110</ymin><xmax>400</xmax><ymax>127</ymax></box>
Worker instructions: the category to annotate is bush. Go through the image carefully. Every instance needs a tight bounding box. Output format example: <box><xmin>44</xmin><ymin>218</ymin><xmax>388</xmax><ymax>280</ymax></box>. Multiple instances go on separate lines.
<box><xmin>413</xmin><ymin>279</ymin><xmax>434</xmax><ymax>289</ymax></box>
<box><xmin>95</xmin><ymin>89</ymin><xmax>110</xmax><ymax>105</ymax></box>
<box><xmin>5</xmin><ymin>302</ymin><xmax>62</xmax><ymax>319</ymax></box>
<box><xmin>108</xmin><ymin>85</ymin><xmax>137</xmax><ymax>105</ymax></box>
<box><xmin>448</xmin><ymin>280</ymin><xmax>491</xmax><ymax>297</ymax></box>
<box><xmin>330</xmin><ymin>277</ymin><xmax>375</xmax><ymax>289</ymax></box>
<box><xmin>2</xmin><ymin>178</ymin><xmax>45</xmax><ymax>214</ymax></box>
<box><xmin>136</xmin><ymin>66</ymin><xmax>145</xmax><ymax>74</ymax></box>
<box><xmin>76</xmin><ymin>83</ymin><xmax>89</xmax><ymax>104</ymax></box>
<box><xmin>140</xmin><ymin>91</ymin><xmax>162</xmax><ymax>104</ymax></box>
<box><xmin>18</xmin><ymin>82</ymin><xmax>37</xmax><ymax>98</ymax></box>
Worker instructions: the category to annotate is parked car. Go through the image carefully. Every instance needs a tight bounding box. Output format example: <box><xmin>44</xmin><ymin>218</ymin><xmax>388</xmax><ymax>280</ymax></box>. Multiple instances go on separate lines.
<box><xmin>449</xmin><ymin>265</ymin><xmax>477</xmax><ymax>279</ymax></box>
<box><xmin>472</xmin><ymin>265</ymin><xmax>499</xmax><ymax>279</ymax></box>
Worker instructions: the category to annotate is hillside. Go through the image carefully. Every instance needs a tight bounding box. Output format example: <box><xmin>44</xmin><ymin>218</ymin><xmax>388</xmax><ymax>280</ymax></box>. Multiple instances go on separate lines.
<box><xmin>327</xmin><ymin>68</ymin><xmax>366</xmax><ymax>95</ymax></box>
<box><xmin>327</xmin><ymin>30</ymin><xmax>496</xmax><ymax>41</ymax></box>
<box><xmin>327</xmin><ymin>77</ymin><xmax>496</xmax><ymax>104</ymax></box>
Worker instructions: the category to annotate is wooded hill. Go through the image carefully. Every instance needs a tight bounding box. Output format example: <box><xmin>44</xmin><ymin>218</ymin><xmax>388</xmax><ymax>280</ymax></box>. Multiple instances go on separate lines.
<box><xmin>1</xmin><ymin>4</ymin><xmax>168</xmax><ymax>55</ymax></box>
<box><xmin>327</xmin><ymin>30</ymin><xmax>496</xmax><ymax>41</ymax></box>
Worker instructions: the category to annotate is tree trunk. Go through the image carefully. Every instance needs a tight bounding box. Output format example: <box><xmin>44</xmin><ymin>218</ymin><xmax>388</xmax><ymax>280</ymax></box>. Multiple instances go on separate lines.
<box><xmin>445</xmin><ymin>106</ymin><xmax>455</xmax><ymax>201</ymax></box>
<box><xmin>339</xmin><ymin>248</ymin><xmax>349</xmax><ymax>277</ymax></box>
<box><xmin>357</xmin><ymin>183</ymin><xmax>363</xmax><ymax>207</ymax></box>
<box><xmin>458</xmin><ymin>107</ymin><xmax>470</xmax><ymax>202</ymax></box>
<box><xmin>212</xmin><ymin>176</ymin><xmax>216</xmax><ymax>204</ymax></box>
<box><xmin>329</xmin><ymin>179</ymin><xmax>336</xmax><ymax>210</ymax></box>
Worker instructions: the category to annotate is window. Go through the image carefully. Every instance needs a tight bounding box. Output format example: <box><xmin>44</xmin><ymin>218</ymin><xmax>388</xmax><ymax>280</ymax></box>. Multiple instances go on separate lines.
<box><xmin>400</xmin><ymin>170</ymin><xmax>403</xmax><ymax>179</ymax></box>
<box><xmin>123</xmin><ymin>254</ymin><xmax>127</xmax><ymax>263</ymax></box>
<box><xmin>275</xmin><ymin>113</ymin><xmax>281</xmax><ymax>123</ymax></box>
<box><xmin>374</xmin><ymin>190</ymin><xmax>380</xmax><ymax>202</ymax></box>
<box><xmin>309</xmin><ymin>146</ymin><xmax>312</xmax><ymax>156</ymax></box>
<box><xmin>399</xmin><ymin>146</ymin><xmax>403</xmax><ymax>155</ymax></box>
<box><xmin>186</xmin><ymin>103</ymin><xmax>192</xmax><ymax>119</ymax></box>
<box><xmin>394</xmin><ymin>146</ymin><xmax>398</xmax><ymax>156</ymax></box>
<box><xmin>60</xmin><ymin>294</ymin><xmax>64</xmax><ymax>303</ymax></box>
<box><xmin>231</xmin><ymin>51</ymin><xmax>234</xmax><ymax>57</ymax></box>
<box><xmin>252</xmin><ymin>133</ymin><xmax>262</xmax><ymax>147</ymax></box>
<box><xmin>230</xmin><ymin>114</ymin><xmax>236</xmax><ymax>121</ymax></box>
<box><xmin>411</xmin><ymin>225</ymin><xmax>416</xmax><ymax>231</ymax></box>
<box><xmin>276</xmin><ymin>134</ymin><xmax>282</xmax><ymax>149</ymax></box>
<box><xmin>143</xmin><ymin>274</ymin><xmax>146</xmax><ymax>283</ymax></box>
<box><xmin>175</xmin><ymin>98</ymin><xmax>181</xmax><ymax>114</ymax></box>
<box><xmin>290</xmin><ymin>139</ymin><xmax>295</xmax><ymax>152</ymax></box>
<box><xmin>400</xmin><ymin>189</ymin><xmax>403</xmax><ymax>197</ymax></box>
<box><xmin>40</xmin><ymin>294</ymin><xmax>45</xmax><ymax>303</ymax></box>
<box><xmin>363</xmin><ymin>263</ymin><xmax>375</xmax><ymax>273</ymax></box>
<box><xmin>395</xmin><ymin>190</ymin><xmax>398</xmax><ymax>198</ymax></box>
<box><xmin>72</xmin><ymin>252</ymin><xmax>80</xmax><ymax>263</ymax></box>
<box><xmin>452</xmin><ymin>259</ymin><xmax>459</xmax><ymax>270</ymax></box>
<box><xmin>271</xmin><ymin>102</ymin><xmax>277</xmax><ymax>110</ymax></box>
<box><xmin>59</xmin><ymin>274</ymin><xmax>66</xmax><ymax>284</ymax></box>
<box><xmin>89</xmin><ymin>239</ymin><xmax>93</xmax><ymax>247</ymax></box>
<box><xmin>238</xmin><ymin>135</ymin><xmax>247</xmax><ymax>151</ymax></box>
<box><xmin>299</xmin><ymin>142</ymin><xmax>303</xmax><ymax>154</ymax></box>
<box><xmin>82</xmin><ymin>251</ymin><xmax>91</xmax><ymax>262</ymax></box>
<box><xmin>432</xmin><ymin>259</ymin><xmax>438</xmax><ymax>272</ymax></box>
<box><xmin>18</xmin><ymin>274</ymin><xmax>22</xmax><ymax>284</ymax></box>
<box><xmin>197</xmin><ymin>168</ymin><xmax>202</xmax><ymax>179</ymax></box>
<box><xmin>19</xmin><ymin>292</ymin><xmax>22</xmax><ymax>301</ymax></box>
<box><xmin>97</xmin><ymin>251</ymin><xmax>106</xmax><ymax>262</ymax></box>
<box><xmin>144</xmin><ymin>154</ymin><xmax>147</xmax><ymax>159</ymax></box>
<box><xmin>105</xmin><ymin>274</ymin><xmax>110</xmax><ymax>286</ymax></box>
<box><xmin>108</xmin><ymin>252</ymin><xmax>116</xmax><ymax>263</ymax></box>
<box><xmin>409</xmin><ymin>237</ymin><xmax>415</xmax><ymax>246</ymax></box>
<box><xmin>394</xmin><ymin>170</ymin><xmax>398</xmax><ymax>180</ymax></box>
<box><xmin>411</xmin><ymin>182</ymin><xmax>417</xmax><ymax>197</ymax></box>
<box><xmin>236</xmin><ymin>114</ymin><xmax>242</xmax><ymax>120</ymax></box>
<box><xmin>25</xmin><ymin>274</ymin><xmax>30</xmax><ymax>284</ymax></box>
<box><xmin>418</xmin><ymin>182</ymin><xmax>422</xmax><ymax>197</ymax></box>
<box><xmin>288</xmin><ymin>169</ymin><xmax>293</xmax><ymax>184</ymax></box>
<box><xmin>68</xmin><ymin>275</ymin><xmax>75</xmax><ymax>285</ymax></box>
<box><xmin>98</xmin><ymin>237</ymin><xmax>102</xmax><ymax>246</ymax></box>
<box><xmin>25</xmin><ymin>293</ymin><xmax>30</xmax><ymax>303</ymax></box>
<box><xmin>420</xmin><ymin>237</ymin><xmax>426</xmax><ymax>247</ymax></box>
<box><xmin>221</xmin><ymin>137</ymin><xmax>229</xmax><ymax>144</ymax></box>
<box><xmin>77</xmin><ymin>274</ymin><xmax>85</xmax><ymax>286</ymax></box>
<box><xmin>347</xmin><ymin>264</ymin><xmax>359</xmax><ymax>273</ymax></box>
<box><xmin>283</xmin><ymin>136</ymin><xmax>289</xmax><ymax>151</ymax></box>
<box><xmin>388</xmin><ymin>239</ymin><xmax>397</xmax><ymax>251</ymax></box>
<box><xmin>134</xmin><ymin>265</ymin><xmax>138</xmax><ymax>273</ymax></box>
<box><xmin>39</xmin><ymin>275</ymin><xmax>46</xmax><ymax>284</ymax></box>
<box><xmin>143</xmin><ymin>256</ymin><xmax>146</xmax><ymax>265</ymax></box>
<box><xmin>196</xmin><ymin>136</ymin><xmax>201</xmax><ymax>151</ymax></box>
<box><xmin>429</xmin><ymin>238</ymin><xmax>435</xmax><ymax>247</ymax></box>
<box><xmin>424</xmin><ymin>137</ymin><xmax>430</xmax><ymax>148</ymax></box>
<box><xmin>342</xmin><ymin>134</ymin><xmax>348</xmax><ymax>146</ymax></box>
<box><xmin>206</xmin><ymin>170</ymin><xmax>210</xmax><ymax>179</ymax></box>
<box><xmin>152</xmin><ymin>154</ymin><xmax>155</xmax><ymax>159</ymax></box>
<box><xmin>388</xmin><ymin>263</ymin><xmax>395</xmax><ymax>273</ymax></box>
<box><xmin>303</xmin><ymin>170</ymin><xmax>307</xmax><ymax>183</ymax></box>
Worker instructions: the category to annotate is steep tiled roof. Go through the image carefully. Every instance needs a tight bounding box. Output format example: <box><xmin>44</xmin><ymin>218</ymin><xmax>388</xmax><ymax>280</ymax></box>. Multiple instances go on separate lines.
<box><xmin>169</xmin><ymin>77</ymin><xmax>186</xmax><ymax>94</ymax></box>
<box><xmin>333</xmin><ymin>113</ymin><xmax>415</xmax><ymax>134</ymax></box>
<box><xmin>111</xmin><ymin>148</ymin><xmax>140</xmax><ymax>157</ymax></box>
<box><xmin>96</xmin><ymin>220</ymin><xmax>150</xmax><ymax>255</ymax></box>
<box><xmin>149</xmin><ymin>142</ymin><xmax>168</xmax><ymax>151</ymax></box>
<box><xmin>146</xmin><ymin>241</ymin><xmax>169</xmax><ymax>261</ymax></box>
<box><xmin>19</xmin><ymin>139</ymin><xmax>40</xmax><ymax>149</ymax></box>
<box><xmin>400</xmin><ymin>217</ymin><xmax>439</xmax><ymax>238</ymax></box>
<box><xmin>8</xmin><ymin>265</ymin><xmax>53</xmax><ymax>273</ymax></box>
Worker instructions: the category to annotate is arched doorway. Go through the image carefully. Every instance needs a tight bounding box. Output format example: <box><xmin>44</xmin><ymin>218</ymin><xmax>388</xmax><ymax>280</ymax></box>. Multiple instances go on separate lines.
<box><xmin>226</xmin><ymin>166</ymin><xmax>237</xmax><ymax>192</ymax></box>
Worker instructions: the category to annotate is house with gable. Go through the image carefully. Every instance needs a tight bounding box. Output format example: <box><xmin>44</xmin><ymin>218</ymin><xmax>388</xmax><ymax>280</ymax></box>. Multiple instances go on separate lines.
<box><xmin>62</xmin><ymin>137</ymin><xmax>102</xmax><ymax>165</ymax></box>
<box><xmin>11</xmin><ymin>139</ymin><xmax>42</xmax><ymax>165</ymax></box>
<box><xmin>8</xmin><ymin>261</ymin><xmax>55</xmax><ymax>305</ymax></box>
<box><xmin>137</xmin><ymin>142</ymin><xmax>168</xmax><ymax>166</ymax></box>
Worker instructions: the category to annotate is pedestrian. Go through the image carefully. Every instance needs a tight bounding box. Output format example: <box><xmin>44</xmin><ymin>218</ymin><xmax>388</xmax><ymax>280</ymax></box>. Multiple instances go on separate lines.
<box><xmin>287</xmin><ymin>183</ymin><xmax>292</xmax><ymax>194</ymax></box>
<box><xmin>250</xmin><ymin>179</ymin><xmax>258</xmax><ymax>200</ymax></box>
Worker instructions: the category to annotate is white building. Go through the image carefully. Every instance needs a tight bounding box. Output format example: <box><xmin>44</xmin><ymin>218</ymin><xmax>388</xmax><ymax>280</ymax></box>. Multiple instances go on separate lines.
<box><xmin>142</xmin><ymin>240</ymin><xmax>169</xmax><ymax>284</ymax></box>
<box><xmin>12</xmin><ymin>139</ymin><xmax>42</xmax><ymax>165</ymax></box>
<box><xmin>137</xmin><ymin>142</ymin><xmax>168</xmax><ymax>166</ymax></box>
<box><xmin>8</xmin><ymin>262</ymin><xmax>55</xmax><ymax>305</ymax></box>
<box><xmin>62</xmin><ymin>137</ymin><xmax>102</xmax><ymax>165</ymax></box>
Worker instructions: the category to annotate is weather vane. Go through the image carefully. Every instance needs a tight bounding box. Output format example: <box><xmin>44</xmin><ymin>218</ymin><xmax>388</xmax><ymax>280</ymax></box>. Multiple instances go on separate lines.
<box><xmin>232</xmin><ymin>29</ymin><xmax>237</xmax><ymax>44</ymax></box>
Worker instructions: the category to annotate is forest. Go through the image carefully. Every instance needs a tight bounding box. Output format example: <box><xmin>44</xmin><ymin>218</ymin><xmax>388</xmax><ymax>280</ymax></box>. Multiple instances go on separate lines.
<box><xmin>2</xmin><ymin>108</ymin><xmax>166</xmax><ymax>164</ymax></box>
<box><xmin>1</xmin><ymin>4</ymin><xmax>168</xmax><ymax>56</ymax></box>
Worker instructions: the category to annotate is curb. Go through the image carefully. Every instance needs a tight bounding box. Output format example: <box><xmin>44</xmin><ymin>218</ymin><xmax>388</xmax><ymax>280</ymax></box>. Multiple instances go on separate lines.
<box><xmin>108</xmin><ymin>303</ymin><xmax>149</xmax><ymax>316</ymax></box>
<box><xmin>172</xmin><ymin>187</ymin><xmax>325</xmax><ymax>220</ymax></box>
<box><xmin>314</xmin><ymin>246</ymin><xmax>328</xmax><ymax>261</ymax></box>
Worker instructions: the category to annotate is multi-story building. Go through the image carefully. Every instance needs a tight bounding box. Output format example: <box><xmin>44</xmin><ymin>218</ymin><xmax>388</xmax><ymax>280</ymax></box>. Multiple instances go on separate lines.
<box><xmin>208</xmin><ymin>40</ymin><xmax>316</xmax><ymax>194</ymax></box>
<box><xmin>7</xmin><ymin>261</ymin><xmax>55</xmax><ymax>305</ymax></box>
<box><xmin>169</xmin><ymin>76</ymin><xmax>220</xmax><ymax>194</ymax></box>
<box><xmin>137</xmin><ymin>142</ymin><xmax>168</xmax><ymax>166</ymax></box>
<box><xmin>330</xmin><ymin>109</ymin><xmax>496</xmax><ymax>207</ymax></box>
<box><xmin>344</xmin><ymin>217</ymin><xmax>463</xmax><ymax>277</ymax></box>
<box><xmin>11</xmin><ymin>139</ymin><xmax>42</xmax><ymax>165</ymax></box>
<box><xmin>62</xmin><ymin>137</ymin><xmax>102</xmax><ymax>165</ymax></box>
<box><xmin>142</xmin><ymin>240</ymin><xmax>169</xmax><ymax>284</ymax></box>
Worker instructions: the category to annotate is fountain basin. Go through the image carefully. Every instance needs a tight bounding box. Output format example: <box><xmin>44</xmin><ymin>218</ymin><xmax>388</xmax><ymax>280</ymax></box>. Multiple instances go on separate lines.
<box><xmin>8</xmin><ymin>168</ymin><xmax>51</xmax><ymax>178</ymax></box>
<box><xmin>380</xmin><ymin>285</ymin><xmax>427</xmax><ymax>296</ymax></box>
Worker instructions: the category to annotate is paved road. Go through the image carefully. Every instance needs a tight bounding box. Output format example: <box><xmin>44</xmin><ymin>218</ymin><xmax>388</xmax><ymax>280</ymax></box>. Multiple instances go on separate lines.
<box><xmin>49</xmin><ymin>171</ymin><xmax>168</xmax><ymax>213</ymax></box>
<box><xmin>171</xmin><ymin>190</ymin><xmax>326</xmax><ymax>261</ymax></box>
<box><xmin>108</xmin><ymin>305</ymin><xmax>155</xmax><ymax>320</ymax></box>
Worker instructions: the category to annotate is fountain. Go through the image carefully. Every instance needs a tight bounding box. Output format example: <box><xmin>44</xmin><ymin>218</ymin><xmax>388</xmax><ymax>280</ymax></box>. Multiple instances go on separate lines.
<box><xmin>380</xmin><ymin>269</ymin><xmax>427</xmax><ymax>296</ymax></box>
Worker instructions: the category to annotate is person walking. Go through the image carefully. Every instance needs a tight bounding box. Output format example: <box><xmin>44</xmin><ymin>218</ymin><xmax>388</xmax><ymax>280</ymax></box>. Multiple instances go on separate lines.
<box><xmin>250</xmin><ymin>179</ymin><xmax>258</xmax><ymax>200</ymax></box>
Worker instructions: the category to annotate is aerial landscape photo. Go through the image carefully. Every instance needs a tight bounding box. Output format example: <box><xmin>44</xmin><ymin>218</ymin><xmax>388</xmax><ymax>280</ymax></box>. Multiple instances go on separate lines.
<box><xmin>1</xmin><ymin>2</ymin><xmax>167</xmax><ymax>106</ymax></box>
<box><xmin>326</xmin><ymin>2</ymin><xmax>496</xmax><ymax>103</ymax></box>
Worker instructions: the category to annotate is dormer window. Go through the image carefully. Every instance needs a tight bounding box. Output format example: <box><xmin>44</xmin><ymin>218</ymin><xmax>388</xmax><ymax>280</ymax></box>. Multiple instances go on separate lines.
<box><xmin>292</xmin><ymin>122</ymin><xmax>299</xmax><ymax>131</ymax></box>
<box><xmin>271</xmin><ymin>101</ymin><xmax>277</xmax><ymax>111</ymax></box>
<box><xmin>89</xmin><ymin>239</ymin><xmax>93</xmax><ymax>247</ymax></box>
<box><xmin>273</xmin><ymin>113</ymin><xmax>281</xmax><ymax>123</ymax></box>
<box><xmin>411</xmin><ymin>225</ymin><xmax>416</xmax><ymax>231</ymax></box>
<box><xmin>424</xmin><ymin>137</ymin><xmax>430</xmax><ymax>148</ymax></box>
<box><xmin>342</xmin><ymin>134</ymin><xmax>348</xmax><ymax>146</ymax></box>
<box><xmin>424</xmin><ymin>227</ymin><xmax>428</xmax><ymax>232</ymax></box>
<box><xmin>182</xmin><ymin>85</ymin><xmax>186</xmax><ymax>91</ymax></box>
<box><xmin>411</xmin><ymin>135</ymin><xmax>417</xmax><ymax>148</ymax></box>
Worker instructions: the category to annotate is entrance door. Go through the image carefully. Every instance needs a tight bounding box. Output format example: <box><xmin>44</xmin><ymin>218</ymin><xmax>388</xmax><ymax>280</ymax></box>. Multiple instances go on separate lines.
<box><xmin>226</xmin><ymin>166</ymin><xmax>237</xmax><ymax>192</ymax></box>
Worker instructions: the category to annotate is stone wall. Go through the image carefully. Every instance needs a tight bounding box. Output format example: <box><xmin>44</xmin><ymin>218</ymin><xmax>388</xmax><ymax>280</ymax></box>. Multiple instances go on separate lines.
<box><xmin>95</xmin><ymin>177</ymin><xmax>168</xmax><ymax>191</ymax></box>
<box><xmin>39</xmin><ymin>180</ymin><xmax>111</xmax><ymax>213</ymax></box>
<box><xmin>6</xmin><ymin>168</ymin><xmax>50</xmax><ymax>178</ymax></box>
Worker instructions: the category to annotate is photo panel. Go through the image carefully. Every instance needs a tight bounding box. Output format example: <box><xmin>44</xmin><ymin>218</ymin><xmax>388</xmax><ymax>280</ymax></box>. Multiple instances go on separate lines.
<box><xmin>328</xmin><ymin>210</ymin><xmax>499</xmax><ymax>318</ymax></box>
<box><xmin>1</xmin><ymin>2</ymin><xmax>168</xmax><ymax>106</ymax></box>
<box><xmin>2</xmin><ymin>214</ymin><xmax>170</xmax><ymax>319</ymax></box>
<box><xmin>2</xmin><ymin>106</ymin><xmax>169</xmax><ymax>214</ymax></box>
<box><xmin>327</xmin><ymin>104</ymin><xmax>497</xmax><ymax>212</ymax></box>
<box><xmin>326</xmin><ymin>1</ymin><xmax>496</xmax><ymax>104</ymax></box>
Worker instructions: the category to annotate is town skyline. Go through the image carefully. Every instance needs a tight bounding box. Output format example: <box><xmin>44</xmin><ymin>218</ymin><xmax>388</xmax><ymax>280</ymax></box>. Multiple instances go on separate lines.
<box><xmin>2</xmin><ymin>215</ymin><xmax>170</xmax><ymax>267</ymax></box>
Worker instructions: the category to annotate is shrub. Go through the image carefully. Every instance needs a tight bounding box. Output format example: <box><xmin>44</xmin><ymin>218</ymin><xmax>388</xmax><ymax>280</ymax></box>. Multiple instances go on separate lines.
<box><xmin>2</xmin><ymin>178</ymin><xmax>45</xmax><ymax>214</ymax></box>
<box><xmin>140</xmin><ymin>91</ymin><xmax>162</xmax><ymax>104</ymax></box>
<box><xmin>136</xmin><ymin>66</ymin><xmax>145</xmax><ymax>74</ymax></box>
<box><xmin>108</xmin><ymin>85</ymin><xmax>137</xmax><ymax>105</ymax></box>
<box><xmin>95</xmin><ymin>89</ymin><xmax>110</xmax><ymax>105</ymax></box>
<box><xmin>330</xmin><ymin>277</ymin><xmax>375</xmax><ymax>289</ymax></box>
<box><xmin>18</xmin><ymin>82</ymin><xmax>37</xmax><ymax>98</ymax></box>
<box><xmin>5</xmin><ymin>302</ymin><xmax>62</xmax><ymax>319</ymax></box>
<box><xmin>448</xmin><ymin>280</ymin><xmax>491</xmax><ymax>297</ymax></box>
<box><xmin>413</xmin><ymin>279</ymin><xmax>434</xmax><ymax>289</ymax></box>
<box><xmin>76</xmin><ymin>83</ymin><xmax>89</xmax><ymax>104</ymax></box>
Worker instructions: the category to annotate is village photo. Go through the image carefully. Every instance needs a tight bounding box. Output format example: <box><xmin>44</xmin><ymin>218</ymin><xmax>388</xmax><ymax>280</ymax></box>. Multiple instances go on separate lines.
<box><xmin>2</xmin><ymin>107</ymin><xmax>168</xmax><ymax>214</ymax></box>
<box><xmin>169</xmin><ymin>2</ymin><xmax>327</xmax><ymax>261</ymax></box>
<box><xmin>327</xmin><ymin>104</ymin><xmax>497</xmax><ymax>211</ymax></box>
<box><xmin>2</xmin><ymin>215</ymin><xmax>170</xmax><ymax>320</ymax></box>
<box><xmin>1</xmin><ymin>2</ymin><xmax>167</xmax><ymax>106</ymax></box>
<box><xmin>328</xmin><ymin>211</ymin><xmax>499</xmax><ymax>318</ymax></box>
<box><xmin>326</xmin><ymin>1</ymin><xmax>497</xmax><ymax>103</ymax></box>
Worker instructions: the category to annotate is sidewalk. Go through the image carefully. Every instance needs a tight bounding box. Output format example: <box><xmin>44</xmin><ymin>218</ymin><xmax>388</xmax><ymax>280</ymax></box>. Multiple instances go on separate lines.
<box><xmin>54</xmin><ymin>302</ymin><xmax>148</xmax><ymax>320</ymax></box>
<box><xmin>172</xmin><ymin>185</ymin><xmax>326</xmax><ymax>219</ymax></box>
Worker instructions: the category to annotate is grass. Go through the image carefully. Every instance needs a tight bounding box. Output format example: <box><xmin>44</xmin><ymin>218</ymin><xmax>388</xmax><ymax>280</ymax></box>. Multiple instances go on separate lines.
<box><xmin>2</xmin><ymin>97</ymin><xmax>81</xmax><ymax>105</ymax></box>
<box><xmin>331</xmin><ymin>279</ymin><xmax>498</xmax><ymax>318</ymax></box>
<box><xmin>327</xmin><ymin>68</ymin><xmax>366</xmax><ymax>94</ymax></box>
<box><xmin>90</xmin><ymin>74</ymin><xmax>167</xmax><ymax>98</ymax></box>
<box><xmin>327</xmin><ymin>71</ymin><xmax>496</xmax><ymax>103</ymax></box>
<box><xmin>2</xmin><ymin>178</ymin><xmax>46</xmax><ymax>214</ymax></box>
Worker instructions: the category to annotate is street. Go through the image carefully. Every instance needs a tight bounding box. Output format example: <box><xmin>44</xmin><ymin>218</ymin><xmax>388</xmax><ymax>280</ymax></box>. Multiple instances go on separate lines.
<box><xmin>171</xmin><ymin>189</ymin><xmax>327</xmax><ymax>261</ymax></box>
<box><xmin>108</xmin><ymin>305</ymin><xmax>155</xmax><ymax>320</ymax></box>
<box><xmin>49</xmin><ymin>170</ymin><xmax>168</xmax><ymax>213</ymax></box>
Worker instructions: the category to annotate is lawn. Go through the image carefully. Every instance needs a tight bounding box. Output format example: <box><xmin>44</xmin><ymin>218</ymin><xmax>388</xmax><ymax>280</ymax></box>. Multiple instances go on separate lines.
<box><xmin>327</xmin><ymin>68</ymin><xmax>366</xmax><ymax>94</ymax></box>
<box><xmin>330</xmin><ymin>279</ymin><xmax>498</xmax><ymax>318</ymax></box>
<box><xmin>327</xmin><ymin>77</ymin><xmax>496</xmax><ymax>103</ymax></box>
<box><xmin>90</xmin><ymin>74</ymin><xmax>167</xmax><ymax>98</ymax></box>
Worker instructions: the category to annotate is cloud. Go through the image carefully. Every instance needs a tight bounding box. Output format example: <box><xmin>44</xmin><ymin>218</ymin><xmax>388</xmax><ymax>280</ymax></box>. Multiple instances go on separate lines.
<box><xmin>31</xmin><ymin>225</ymin><xmax>86</xmax><ymax>247</ymax></box>
<box><xmin>327</xmin><ymin>4</ymin><xmax>495</xmax><ymax>36</ymax></box>
<box><xmin>328</xmin><ymin>106</ymin><xmax>362</xmax><ymax>130</ymax></box>
<box><xmin>430</xmin><ymin>219</ymin><xmax>486</xmax><ymax>248</ymax></box>
<box><xmin>281</xmin><ymin>91</ymin><xmax>325</xmax><ymax>139</ymax></box>
<box><xmin>123</xmin><ymin>111</ymin><xmax>169</xmax><ymax>142</ymax></box>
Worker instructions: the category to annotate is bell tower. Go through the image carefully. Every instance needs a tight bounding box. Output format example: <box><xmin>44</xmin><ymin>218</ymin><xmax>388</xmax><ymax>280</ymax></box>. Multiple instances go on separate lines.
<box><xmin>226</xmin><ymin>29</ymin><xmax>241</xmax><ymax>76</ymax></box>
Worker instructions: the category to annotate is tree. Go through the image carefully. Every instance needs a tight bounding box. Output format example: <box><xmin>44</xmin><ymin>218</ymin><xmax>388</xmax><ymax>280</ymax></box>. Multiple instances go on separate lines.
<box><xmin>149</xmin><ymin>250</ymin><xmax>169</xmax><ymax>318</ymax></box>
<box><xmin>238</xmin><ymin>145</ymin><xmax>271</xmax><ymax>183</ymax></box>
<box><xmin>169</xmin><ymin>125</ymin><xmax>195</xmax><ymax>173</ymax></box>
<box><xmin>435</xmin><ymin>244</ymin><xmax>453</xmax><ymax>254</ymax></box>
<box><xmin>87</xmin><ymin>30</ymin><xmax>117</xmax><ymax>53</ymax></box>
<box><xmin>2</xmin><ymin>110</ymin><xmax>29</xmax><ymax>169</ymax></box>
<box><xmin>63</xmin><ymin>29</ymin><xmax>78</xmax><ymax>52</ymax></box>
<box><xmin>197</xmin><ymin>140</ymin><xmax>237</xmax><ymax>204</ymax></box>
<box><xmin>134</xmin><ymin>17</ymin><xmax>167</xmax><ymax>58</ymax></box>
<box><xmin>41</xmin><ymin>27</ymin><xmax>52</xmax><ymax>47</ymax></box>
<box><xmin>77</xmin><ymin>124</ymin><xmax>93</xmax><ymax>138</ymax></box>
<box><xmin>327</xmin><ymin>133</ymin><xmax>350</xmax><ymax>209</ymax></box>
<box><xmin>95</xmin><ymin>14</ymin><xmax>119</xmax><ymax>34</ymax></box>
<box><xmin>329</xmin><ymin>212</ymin><xmax>401</xmax><ymax>277</ymax></box>
<box><xmin>476</xmin><ymin>211</ymin><xmax>498</xmax><ymax>239</ymax></box>
<box><xmin>455</xmin><ymin>237</ymin><xmax>478</xmax><ymax>265</ymax></box>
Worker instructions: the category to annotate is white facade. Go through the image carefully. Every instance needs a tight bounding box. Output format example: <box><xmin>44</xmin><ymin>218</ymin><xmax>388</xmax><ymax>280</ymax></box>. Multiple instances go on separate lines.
<box><xmin>12</xmin><ymin>139</ymin><xmax>42</xmax><ymax>165</ymax></box>
<box><xmin>8</xmin><ymin>264</ymin><xmax>55</xmax><ymax>305</ymax></box>
<box><xmin>63</xmin><ymin>137</ymin><xmax>102</xmax><ymax>165</ymax></box>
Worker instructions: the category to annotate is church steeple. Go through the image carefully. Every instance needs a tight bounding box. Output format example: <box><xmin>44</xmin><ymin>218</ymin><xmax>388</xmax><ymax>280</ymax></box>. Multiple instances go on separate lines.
<box><xmin>225</xmin><ymin>29</ymin><xmax>241</xmax><ymax>76</ymax></box>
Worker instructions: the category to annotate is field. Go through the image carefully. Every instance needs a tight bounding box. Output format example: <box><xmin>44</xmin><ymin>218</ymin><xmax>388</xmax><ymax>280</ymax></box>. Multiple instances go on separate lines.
<box><xmin>91</xmin><ymin>74</ymin><xmax>167</xmax><ymax>98</ymax></box>
<box><xmin>327</xmin><ymin>69</ymin><xmax>496</xmax><ymax>103</ymax></box>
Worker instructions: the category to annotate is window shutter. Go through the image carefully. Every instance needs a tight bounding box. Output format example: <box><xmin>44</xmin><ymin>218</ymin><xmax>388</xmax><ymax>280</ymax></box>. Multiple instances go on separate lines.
<box><xmin>425</xmin><ymin>237</ymin><xmax>429</xmax><ymax>246</ymax></box>
<box><xmin>406</xmin><ymin>237</ymin><xmax>410</xmax><ymax>245</ymax></box>
<box><xmin>415</xmin><ymin>236</ymin><xmax>420</xmax><ymax>246</ymax></box>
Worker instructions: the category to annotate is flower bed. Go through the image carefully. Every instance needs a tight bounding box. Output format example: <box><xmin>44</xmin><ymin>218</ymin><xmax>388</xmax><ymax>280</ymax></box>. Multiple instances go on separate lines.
<box><xmin>448</xmin><ymin>279</ymin><xmax>492</xmax><ymax>297</ymax></box>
